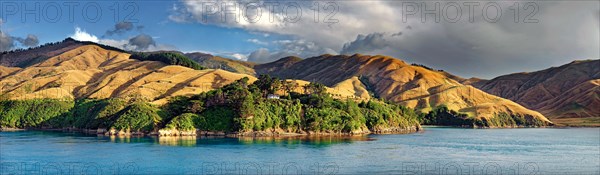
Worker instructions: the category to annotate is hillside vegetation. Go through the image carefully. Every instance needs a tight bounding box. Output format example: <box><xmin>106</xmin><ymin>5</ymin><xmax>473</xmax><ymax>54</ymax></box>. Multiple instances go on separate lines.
<box><xmin>0</xmin><ymin>75</ymin><xmax>423</xmax><ymax>135</ymax></box>
<box><xmin>130</xmin><ymin>52</ymin><xmax>205</xmax><ymax>70</ymax></box>
<box><xmin>256</xmin><ymin>54</ymin><xmax>553</xmax><ymax>127</ymax></box>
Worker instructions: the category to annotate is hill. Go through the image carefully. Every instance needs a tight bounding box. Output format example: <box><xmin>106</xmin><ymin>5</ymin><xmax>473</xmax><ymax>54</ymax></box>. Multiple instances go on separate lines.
<box><xmin>255</xmin><ymin>56</ymin><xmax>303</xmax><ymax>76</ymax></box>
<box><xmin>0</xmin><ymin>38</ymin><xmax>125</xmax><ymax>68</ymax></box>
<box><xmin>186</xmin><ymin>53</ymin><xmax>256</xmax><ymax>75</ymax></box>
<box><xmin>0</xmin><ymin>45</ymin><xmax>253</xmax><ymax>105</ymax></box>
<box><xmin>0</xmin><ymin>45</ymin><xmax>422</xmax><ymax>135</ymax></box>
<box><xmin>0</xmin><ymin>40</ymin><xmax>554</xmax><ymax>128</ymax></box>
<box><xmin>473</xmin><ymin>60</ymin><xmax>600</xmax><ymax>126</ymax></box>
<box><xmin>256</xmin><ymin>54</ymin><xmax>552</xmax><ymax>127</ymax></box>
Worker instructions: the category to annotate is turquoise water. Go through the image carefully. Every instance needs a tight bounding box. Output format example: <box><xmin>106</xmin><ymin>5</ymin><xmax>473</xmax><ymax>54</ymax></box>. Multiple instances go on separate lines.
<box><xmin>1</xmin><ymin>127</ymin><xmax>599</xmax><ymax>175</ymax></box>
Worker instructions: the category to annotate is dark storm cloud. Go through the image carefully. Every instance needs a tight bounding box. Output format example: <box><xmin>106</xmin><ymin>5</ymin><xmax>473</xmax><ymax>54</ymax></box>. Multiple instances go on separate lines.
<box><xmin>334</xmin><ymin>1</ymin><xmax>600</xmax><ymax>78</ymax></box>
<box><xmin>247</xmin><ymin>40</ymin><xmax>337</xmax><ymax>63</ymax></box>
<box><xmin>341</xmin><ymin>33</ymin><xmax>389</xmax><ymax>55</ymax></box>
<box><xmin>15</xmin><ymin>34</ymin><xmax>39</xmax><ymax>47</ymax></box>
<box><xmin>391</xmin><ymin>32</ymin><xmax>402</xmax><ymax>37</ymax></box>
<box><xmin>105</xmin><ymin>22</ymin><xmax>143</xmax><ymax>37</ymax></box>
<box><xmin>0</xmin><ymin>31</ymin><xmax>39</xmax><ymax>51</ymax></box>
<box><xmin>0</xmin><ymin>31</ymin><xmax>15</xmax><ymax>52</ymax></box>
<box><xmin>127</xmin><ymin>34</ymin><xmax>156</xmax><ymax>51</ymax></box>
<box><xmin>174</xmin><ymin>1</ymin><xmax>600</xmax><ymax>78</ymax></box>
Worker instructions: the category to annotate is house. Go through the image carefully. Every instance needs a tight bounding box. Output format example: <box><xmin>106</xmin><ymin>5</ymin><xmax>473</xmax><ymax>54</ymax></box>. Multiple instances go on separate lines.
<box><xmin>267</xmin><ymin>94</ymin><xmax>280</xmax><ymax>99</ymax></box>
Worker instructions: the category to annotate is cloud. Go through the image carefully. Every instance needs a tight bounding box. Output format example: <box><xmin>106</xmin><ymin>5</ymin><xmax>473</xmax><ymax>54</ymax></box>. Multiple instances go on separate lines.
<box><xmin>104</xmin><ymin>22</ymin><xmax>136</xmax><ymax>37</ymax></box>
<box><xmin>70</xmin><ymin>27</ymin><xmax>99</xmax><ymax>42</ymax></box>
<box><xmin>127</xmin><ymin>34</ymin><xmax>156</xmax><ymax>51</ymax></box>
<box><xmin>69</xmin><ymin>28</ymin><xmax>173</xmax><ymax>52</ymax></box>
<box><xmin>168</xmin><ymin>3</ymin><xmax>194</xmax><ymax>23</ymax></box>
<box><xmin>341</xmin><ymin>33</ymin><xmax>389</xmax><ymax>55</ymax></box>
<box><xmin>169</xmin><ymin>0</ymin><xmax>414</xmax><ymax>63</ymax></box>
<box><xmin>246</xmin><ymin>38</ymin><xmax>268</xmax><ymax>45</ymax></box>
<box><xmin>172</xmin><ymin>1</ymin><xmax>411</xmax><ymax>51</ymax></box>
<box><xmin>247</xmin><ymin>48</ymin><xmax>272</xmax><ymax>63</ymax></box>
<box><xmin>247</xmin><ymin>48</ymin><xmax>304</xmax><ymax>63</ymax></box>
<box><xmin>172</xmin><ymin>1</ymin><xmax>599</xmax><ymax>78</ymax></box>
<box><xmin>98</xmin><ymin>39</ymin><xmax>128</xmax><ymax>48</ymax></box>
<box><xmin>229</xmin><ymin>53</ymin><xmax>248</xmax><ymax>60</ymax></box>
<box><xmin>247</xmin><ymin>40</ymin><xmax>337</xmax><ymax>63</ymax></box>
<box><xmin>391</xmin><ymin>32</ymin><xmax>402</xmax><ymax>37</ymax></box>
<box><xmin>0</xmin><ymin>31</ymin><xmax>40</xmax><ymax>51</ymax></box>
<box><xmin>0</xmin><ymin>31</ymin><xmax>14</xmax><ymax>52</ymax></box>
<box><xmin>14</xmin><ymin>34</ymin><xmax>39</xmax><ymax>47</ymax></box>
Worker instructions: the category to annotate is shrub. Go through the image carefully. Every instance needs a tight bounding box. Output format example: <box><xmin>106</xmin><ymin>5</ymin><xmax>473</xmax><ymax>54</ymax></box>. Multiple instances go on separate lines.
<box><xmin>130</xmin><ymin>52</ymin><xmax>205</xmax><ymax>70</ymax></box>
<box><xmin>0</xmin><ymin>99</ymin><xmax>73</xmax><ymax>128</ymax></box>
<box><xmin>110</xmin><ymin>102</ymin><xmax>162</xmax><ymax>132</ymax></box>
<box><xmin>64</xmin><ymin>99</ymin><xmax>127</xmax><ymax>129</ymax></box>
<box><xmin>194</xmin><ymin>106</ymin><xmax>235</xmax><ymax>132</ymax></box>
<box><xmin>420</xmin><ymin>105</ymin><xmax>474</xmax><ymax>126</ymax></box>
<box><xmin>165</xmin><ymin>113</ymin><xmax>197</xmax><ymax>131</ymax></box>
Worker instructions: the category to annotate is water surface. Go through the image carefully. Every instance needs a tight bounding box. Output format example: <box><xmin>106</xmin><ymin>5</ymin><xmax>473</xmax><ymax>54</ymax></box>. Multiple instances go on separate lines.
<box><xmin>1</xmin><ymin>127</ymin><xmax>598</xmax><ymax>174</ymax></box>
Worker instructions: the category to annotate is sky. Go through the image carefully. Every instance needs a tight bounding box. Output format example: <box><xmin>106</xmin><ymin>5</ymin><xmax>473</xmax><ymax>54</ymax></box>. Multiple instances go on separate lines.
<box><xmin>0</xmin><ymin>0</ymin><xmax>598</xmax><ymax>79</ymax></box>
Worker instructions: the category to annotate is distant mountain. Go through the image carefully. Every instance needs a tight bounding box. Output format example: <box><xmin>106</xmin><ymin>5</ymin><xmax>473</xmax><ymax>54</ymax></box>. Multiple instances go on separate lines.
<box><xmin>0</xmin><ymin>38</ymin><xmax>125</xmax><ymax>68</ymax></box>
<box><xmin>473</xmin><ymin>60</ymin><xmax>600</xmax><ymax>126</ymax></box>
<box><xmin>255</xmin><ymin>56</ymin><xmax>303</xmax><ymax>75</ymax></box>
<box><xmin>185</xmin><ymin>53</ymin><xmax>256</xmax><ymax>75</ymax></box>
<box><xmin>256</xmin><ymin>54</ymin><xmax>552</xmax><ymax>126</ymax></box>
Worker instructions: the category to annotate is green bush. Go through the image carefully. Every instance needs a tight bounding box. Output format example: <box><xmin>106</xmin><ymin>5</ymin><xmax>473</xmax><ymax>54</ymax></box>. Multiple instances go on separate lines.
<box><xmin>0</xmin><ymin>99</ymin><xmax>73</xmax><ymax>128</ymax></box>
<box><xmin>420</xmin><ymin>106</ymin><xmax>547</xmax><ymax>127</ymax></box>
<box><xmin>110</xmin><ymin>102</ymin><xmax>162</xmax><ymax>132</ymax></box>
<box><xmin>130</xmin><ymin>52</ymin><xmax>205</xmax><ymax>70</ymax></box>
<box><xmin>65</xmin><ymin>99</ymin><xmax>126</xmax><ymax>129</ymax></box>
<box><xmin>362</xmin><ymin>101</ymin><xmax>420</xmax><ymax>130</ymax></box>
<box><xmin>165</xmin><ymin>113</ymin><xmax>197</xmax><ymax>131</ymax></box>
<box><xmin>194</xmin><ymin>106</ymin><xmax>235</xmax><ymax>132</ymax></box>
<box><xmin>482</xmin><ymin>113</ymin><xmax>546</xmax><ymax>127</ymax></box>
<box><xmin>419</xmin><ymin>105</ymin><xmax>477</xmax><ymax>126</ymax></box>
<box><xmin>240</xmin><ymin>99</ymin><xmax>303</xmax><ymax>132</ymax></box>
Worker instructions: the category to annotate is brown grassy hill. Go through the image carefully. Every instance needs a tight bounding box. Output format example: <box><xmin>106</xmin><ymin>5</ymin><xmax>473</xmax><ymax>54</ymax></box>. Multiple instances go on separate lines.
<box><xmin>255</xmin><ymin>56</ymin><xmax>303</xmax><ymax>77</ymax></box>
<box><xmin>257</xmin><ymin>54</ymin><xmax>552</xmax><ymax>125</ymax></box>
<box><xmin>0</xmin><ymin>38</ymin><xmax>126</xmax><ymax>68</ymax></box>
<box><xmin>0</xmin><ymin>45</ymin><xmax>256</xmax><ymax>105</ymax></box>
<box><xmin>461</xmin><ymin>77</ymin><xmax>488</xmax><ymax>87</ymax></box>
<box><xmin>473</xmin><ymin>60</ymin><xmax>600</xmax><ymax>126</ymax></box>
<box><xmin>0</xmin><ymin>45</ymin><xmax>363</xmax><ymax>106</ymax></box>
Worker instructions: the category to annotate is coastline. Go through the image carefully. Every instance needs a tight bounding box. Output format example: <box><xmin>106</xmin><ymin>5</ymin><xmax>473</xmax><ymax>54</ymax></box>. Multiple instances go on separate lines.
<box><xmin>7</xmin><ymin>124</ymin><xmax>599</xmax><ymax>137</ymax></box>
<box><xmin>0</xmin><ymin>125</ymin><xmax>422</xmax><ymax>137</ymax></box>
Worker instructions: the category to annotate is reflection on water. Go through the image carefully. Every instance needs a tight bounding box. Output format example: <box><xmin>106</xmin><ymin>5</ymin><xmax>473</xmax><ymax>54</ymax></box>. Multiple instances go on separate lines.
<box><xmin>157</xmin><ymin>136</ymin><xmax>197</xmax><ymax>146</ymax></box>
<box><xmin>108</xmin><ymin>135</ymin><xmax>155</xmax><ymax>144</ymax></box>
<box><xmin>237</xmin><ymin>135</ymin><xmax>374</xmax><ymax>146</ymax></box>
<box><xmin>103</xmin><ymin>134</ymin><xmax>375</xmax><ymax>147</ymax></box>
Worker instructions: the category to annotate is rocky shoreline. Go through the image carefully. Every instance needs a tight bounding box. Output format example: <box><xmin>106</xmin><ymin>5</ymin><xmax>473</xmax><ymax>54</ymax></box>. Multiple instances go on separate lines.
<box><xmin>0</xmin><ymin>125</ymin><xmax>423</xmax><ymax>137</ymax></box>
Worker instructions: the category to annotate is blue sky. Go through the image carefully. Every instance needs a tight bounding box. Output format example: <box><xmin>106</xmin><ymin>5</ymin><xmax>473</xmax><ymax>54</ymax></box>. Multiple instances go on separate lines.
<box><xmin>0</xmin><ymin>1</ymin><xmax>278</xmax><ymax>55</ymax></box>
<box><xmin>1</xmin><ymin>0</ymin><xmax>599</xmax><ymax>79</ymax></box>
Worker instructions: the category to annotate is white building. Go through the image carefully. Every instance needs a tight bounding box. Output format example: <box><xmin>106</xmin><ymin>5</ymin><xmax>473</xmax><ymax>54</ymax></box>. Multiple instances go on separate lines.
<box><xmin>267</xmin><ymin>94</ymin><xmax>280</xmax><ymax>99</ymax></box>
